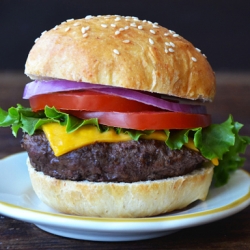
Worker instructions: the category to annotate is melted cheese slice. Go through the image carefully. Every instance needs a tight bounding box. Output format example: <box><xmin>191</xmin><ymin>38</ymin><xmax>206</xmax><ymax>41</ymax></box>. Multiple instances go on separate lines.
<box><xmin>42</xmin><ymin>123</ymin><xmax>218</xmax><ymax>165</ymax></box>
<box><xmin>42</xmin><ymin>123</ymin><xmax>131</xmax><ymax>156</ymax></box>
<box><xmin>42</xmin><ymin>123</ymin><xmax>170</xmax><ymax>156</ymax></box>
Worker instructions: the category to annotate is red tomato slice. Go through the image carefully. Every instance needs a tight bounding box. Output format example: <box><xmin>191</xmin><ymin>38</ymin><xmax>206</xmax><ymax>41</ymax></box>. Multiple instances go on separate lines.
<box><xmin>29</xmin><ymin>91</ymin><xmax>160</xmax><ymax>112</ymax></box>
<box><xmin>66</xmin><ymin>110</ymin><xmax>211</xmax><ymax>130</ymax></box>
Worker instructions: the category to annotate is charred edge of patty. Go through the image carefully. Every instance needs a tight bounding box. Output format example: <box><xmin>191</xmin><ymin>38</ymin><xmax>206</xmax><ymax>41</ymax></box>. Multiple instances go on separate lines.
<box><xmin>21</xmin><ymin>131</ymin><xmax>207</xmax><ymax>183</ymax></box>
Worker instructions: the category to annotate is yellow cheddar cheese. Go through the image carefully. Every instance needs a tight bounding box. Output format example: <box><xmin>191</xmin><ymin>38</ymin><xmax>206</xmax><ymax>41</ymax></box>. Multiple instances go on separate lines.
<box><xmin>41</xmin><ymin>123</ymin><xmax>218</xmax><ymax>166</ymax></box>
<box><xmin>184</xmin><ymin>138</ymin><xmax>199</xmax><ymax>152</ymax></box>
<box><xmin>211</xmin><ymin>158</ymin><xmax>219</xmax><ymax>166</ymax></box>
<box><xmin>42</xmin><ymin>123</ymin><xmax>131</xmax><ymax>156</ymax></box>
<box><xmin>140</xmin><ymin>131</ymin><xmax>168</xmax><ymax>141</ymax></box>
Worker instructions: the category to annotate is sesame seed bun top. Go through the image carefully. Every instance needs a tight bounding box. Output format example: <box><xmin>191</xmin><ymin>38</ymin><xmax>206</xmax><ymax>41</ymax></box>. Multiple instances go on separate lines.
<box><xmin>25</xmin><ymin>15</ymin><xmax>216</xmax><ymax>101</ymax></box>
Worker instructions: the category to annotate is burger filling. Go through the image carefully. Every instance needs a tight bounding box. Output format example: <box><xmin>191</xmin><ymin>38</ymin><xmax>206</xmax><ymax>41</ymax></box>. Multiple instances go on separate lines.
<box><xmin>1</xmin><ymin>95</ymin><xmax>249</xmax><ymax>187</ymax></box>
<box><xmin>21</xmin><ymin>131</ymin><xmax>206</xmax><ymax>183</ymax></box>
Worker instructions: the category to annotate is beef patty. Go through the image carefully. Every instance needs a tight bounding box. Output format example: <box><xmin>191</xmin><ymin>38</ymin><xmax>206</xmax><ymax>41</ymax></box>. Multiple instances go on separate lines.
<box><xmin>21</xmin><ymin>130</ymin><xmax>206</xmax><ymax>183</ymax></box>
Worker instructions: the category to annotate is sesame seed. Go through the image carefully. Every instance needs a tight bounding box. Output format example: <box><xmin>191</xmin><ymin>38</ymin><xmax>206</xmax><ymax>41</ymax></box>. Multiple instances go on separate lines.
<box><xmin>132</xmin><ymin>16</ymin><xmax>139</xmax><ymax>20</ymax></box>
<box><xmin>82</xmin><ymin>33</ymin><xmax>88</xmax><ymax>38</ymax></box>
<box><xmin>85</xmin><ymin>15</ymin><xmax>93</xmax><ymax>19</ymax></box>
<box><xmin>130</xmin><ymin>23</ymin><xmax>137</xmax><ymax>27</ymax></box>
<box><xmin>173</xmin><ymin>34</ymin><xmax>179</xmax><ymax>37</ymax></box>
<box><xmin>113</xmin><ymin>49</ymin><xmax>120</xmax><ymax>55</ymax></box>
<box><xmin>81</xmin><ymin>27</ymin><xmax>86</xmax><ymax>34</ymax></box>
<box><xmin>73</xmin><ymin>22</ymin><xmax>80</xmax><ymax>26</ymax></box>
<box><xmin>111</xmin><ymin>23</ymin><xmax>116</xmax><ymax>27</ymax></box>
<box><xmin>124</xmin><ymin>26</ymin><xmax>129</xmax><ymax>30</ymax></box>
<box><xmin>147</xmin><ymin>21</ymin><xmax>153</xmax><ymax>24</ymax></box>
<box><xmin>154</xmin><ymin>22</ymin><xmax>158</xmax><ymax>25</ymax></box>
<box><xmin>66</xmin><ymin>18</ymin><xmax>74</xmax><ymax>22</ymax></box>
<box><xmin>165</xmin><ymin>42</ymin><xmax>170</xmax><ymax>46</ymax></box>
<box><xmin>61</xmin><ymin>21</ymin><xmax>66</xmax><ymax>24</ymax></box>
<box><xmin>142</xmin><ymin>20</ymin><xmax>147</xmax><ymax>23</ymax></box>
<box><xmin>119</xmin><ymin>28</ymin><xmax>125</xmax><ymax>31</ymax></box>
<box><xmin>165</xmin><ymin>48</ymin><xmax>168</xmax><ymax>53</ymax></box>
<box><xmin>169</xmin><ymin>30</ymin><xmax>176</xmax><ymax>34</ymax></box>
<box><xmin>53</xmin><ymin>25</ymin><xmax>58</xmax><ymax>30</ymax></box>
<box><xmin>115</xmin><ymin>17</ymin><xmax>121</xmax><ymax>21</ymax></box>
<box><xmin>123</xmin><ymin>40</ymin><xmax>130</xmax><ymax>43</ymax></box>
<box><xmin>41</xmin><ymin>30</ymin><xmax>47</xmax><ymax>36</ymax></box>
<box><xmin>203</xmin><ymin>54</ymin><xmax>207</xmax><ymax>58</ymax></box>
<box><xmin>125</xmin><ymin>16</ymin><xmax>131</xmax><ymax>19</ymax></box>
<box><xmin>170</xmin><ymin>42</ymin><xmax>175</xmax><ymax>47</ymax></box>
<box><xmin>138</xmin><ymin>25</ymin><xmax>143</xmax><ymax>30</ymax></box>
<box><xmin>115</xmin><ymin>30</ymin><xmax>120</xmax><ymax>35</ymax></box>
<box><xmin>101</xmin><ymin>24</ymin><xmax>108</xmax><ymax>28</ymax></box>
<box><xmin>191</xmin><ymin>57</ymin><xmax>197</xmax><ymax>62</ymax></box>
<box><xmin>164</xmin><ymin>33</ymin><xmax>169</xmax><ymax>36</ymax></box>
<box><xmin>168</xmin><ymin>48</ymin><xmax>175</xmax><ymax>52</ymax></box>
<box><xmin>65</xmin><ymin>27</ymin><xmax>70</xmax><ymax>32</ymax></box>
<box><xmin>153</xmin><ymin>24</ymin><xmax>159</xmax><ymax>29</ymax></box>
<box><xmin>85</xmin><ymin>26</ymin><xmax>90</xmax><ymax>31</ymax></box>
<box><xmin>34</xmin><ymin>37</ymin><xmax>39</xmax><ymax>43</ymax></box>
<box><xmin>149</xmin><ymin>38</ymin><xmax>154</xmax><ymax>45</ymax></box>
<box><xmin>150</xmin><ymin>29</ymin><xmax>156</xmax><ymax>34</ymax></box>
<box><xmin>195</xmin><ymin>48</ymin><xmax>201</xmax><ymax>52</ymax></box>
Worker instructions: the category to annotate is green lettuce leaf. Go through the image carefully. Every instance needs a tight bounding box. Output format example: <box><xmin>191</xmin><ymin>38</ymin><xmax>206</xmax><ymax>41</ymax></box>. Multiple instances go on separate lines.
<box><xmin>166</xmin><ymin>128</ymin><xmax>199</xmax><ymax>149</ymax></box>
<box><xmin>165</xmin><ymin>115</ymin><xmax>250</xmax><ymax>186</ymax></box>
<box><xmin>194</xmin><ymin>116</ymin><xmax>235</xmax><ymax>160</ymax></box>
<box><xmin>0</xmin><ymin>105</ymin><xmax>249</xmax><ymax>187</ymax></box>
<box><xmin>115</xmin><ymin>128</ymin><xmax>154</xmax><ymax>141</ymax></box>
<box><xmin>0</xmin><ymin>105</ymin><xmax>105</xmax><ymax>136</ymax></box>
<box><xmin>44</xmin><ymin>106</ymin><xmax>104</xmax><ymax>133</ymax></box>
<box><xmin>212</xmin><ymin>119</ymin><xmax>250</xmax><ymax>186</ymax></box>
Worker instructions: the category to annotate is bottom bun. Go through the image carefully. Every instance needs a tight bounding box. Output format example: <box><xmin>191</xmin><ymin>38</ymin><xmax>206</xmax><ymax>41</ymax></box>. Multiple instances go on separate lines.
<box><xmin>27</xmin><ymin>158</ymin><xmax>214</xmax><ymax>218</ymax></box>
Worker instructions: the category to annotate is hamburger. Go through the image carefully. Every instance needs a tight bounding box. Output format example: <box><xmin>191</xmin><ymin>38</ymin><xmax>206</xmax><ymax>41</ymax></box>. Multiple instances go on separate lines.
<box><xmin>0</xmin><ymin>15</ymin><xmax>249</xmax><ymax>218</ymax></box>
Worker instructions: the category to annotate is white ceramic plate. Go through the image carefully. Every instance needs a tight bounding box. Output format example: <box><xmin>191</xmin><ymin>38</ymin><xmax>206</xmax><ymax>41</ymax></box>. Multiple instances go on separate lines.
<box><xmin>0</xmin><ymin>152</ymin><xmax>249</xmax><ymax>242</ymax></box>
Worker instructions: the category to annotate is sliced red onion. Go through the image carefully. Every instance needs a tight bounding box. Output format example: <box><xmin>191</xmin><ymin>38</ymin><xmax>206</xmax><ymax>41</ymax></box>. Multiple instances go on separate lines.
<box><xmin>23</xmin><ymin>80</ymin><xmax>106</xmax><ymax>99</ymax></box>
<box><xmin>23</xmin><ymin>80</ymin><xmax>206</xmax><ymax>114</ymax></box>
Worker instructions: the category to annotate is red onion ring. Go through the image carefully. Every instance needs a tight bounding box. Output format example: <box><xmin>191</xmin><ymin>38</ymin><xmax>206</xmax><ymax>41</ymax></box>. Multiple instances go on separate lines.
<box><xmin>23</xmin><ymin>80</ymin><xmax>106</xmax><ymax>99</ymax></box>
<box><xmin>23</xmin><ymin>80</ymin><xmax>207</xmax><ymax>114</ymax></box>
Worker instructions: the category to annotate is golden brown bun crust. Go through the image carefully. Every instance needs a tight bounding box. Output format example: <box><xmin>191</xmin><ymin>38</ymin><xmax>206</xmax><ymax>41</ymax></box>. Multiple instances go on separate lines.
<box><xmin>25</xmin><ymin>15</ymin><xmax>215</xmax><ymax>101</ymax></box>
<box><xmin>27</xmin><ymin>158</ymin><xmax>214</xmax><ymax>218</ymax></box>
